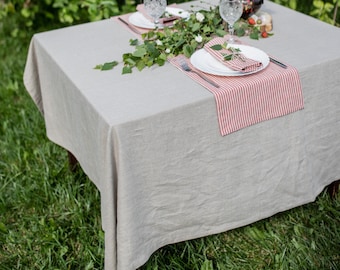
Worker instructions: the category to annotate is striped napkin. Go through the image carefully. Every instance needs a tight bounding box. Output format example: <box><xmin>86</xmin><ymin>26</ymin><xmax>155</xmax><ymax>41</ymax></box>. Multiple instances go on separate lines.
<box><xmin>169</xmin><ymin>55</ymin><xmax>304</xmax><ymax>136</ymax></box>
<box><xmin>204</xmin><ymin>37</ymin><xmax>263</xmax><ymax>73</ymax></box>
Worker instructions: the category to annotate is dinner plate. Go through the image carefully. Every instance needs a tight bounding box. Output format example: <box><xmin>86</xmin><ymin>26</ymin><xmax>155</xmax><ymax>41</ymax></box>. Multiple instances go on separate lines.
<box><xmin>129</xmin><ymin>7</ymin><xmax>190</xmax><ymax>29</ymax></box>
<box><xmin>190</xmin><ymin>44</ymin><xmax>270</xmax><ymax>76</ymax></box>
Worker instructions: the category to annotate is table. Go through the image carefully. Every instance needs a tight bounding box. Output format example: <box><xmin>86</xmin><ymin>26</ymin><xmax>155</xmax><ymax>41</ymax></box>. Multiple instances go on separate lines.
<box><xmin>23</xmin><ymin>1</ymin><xmax>340</xmax><ymax>269</ymax></box>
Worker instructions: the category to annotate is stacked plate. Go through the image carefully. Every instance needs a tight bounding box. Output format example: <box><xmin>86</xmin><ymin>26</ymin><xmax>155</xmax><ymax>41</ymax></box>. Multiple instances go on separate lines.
<box><xmin>129</xmin><ymin>7</ymin><xmax>190</xmax><ymax>29</ymax></box>
<box><xmin>190</xmin><ymin>44</ymin><xmax>270</xmax><ymax>76</ymax></box>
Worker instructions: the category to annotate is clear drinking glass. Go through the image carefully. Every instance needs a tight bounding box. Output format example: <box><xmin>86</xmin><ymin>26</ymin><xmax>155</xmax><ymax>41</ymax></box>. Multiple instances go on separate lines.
<box><xmin>219</xmin><ymin>0</ymin><xmax>243</xmax><ymax>43</ymax></box>
<box><xmin>144</xmin><ymin>0</ymin><xmax>167</xmax><ymax>27</ymax></box>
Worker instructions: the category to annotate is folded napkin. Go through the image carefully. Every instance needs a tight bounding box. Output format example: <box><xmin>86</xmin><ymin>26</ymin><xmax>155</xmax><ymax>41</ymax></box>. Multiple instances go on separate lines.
<box><xmin>204</xmin><ymin>37</ymin><xmax>263</xmax><ymax>73</ymax></box>
<box><xmin>136</xmin><ymin>4</ymin><xmax>181</xmax><ymax>26</ymax></box>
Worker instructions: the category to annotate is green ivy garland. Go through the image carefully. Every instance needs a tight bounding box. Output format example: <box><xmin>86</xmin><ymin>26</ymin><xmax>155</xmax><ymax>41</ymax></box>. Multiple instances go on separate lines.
<box><xmin>95</xmin><ymin>5</ymin><xmax>271</xmax><ymax>74</ymax></box>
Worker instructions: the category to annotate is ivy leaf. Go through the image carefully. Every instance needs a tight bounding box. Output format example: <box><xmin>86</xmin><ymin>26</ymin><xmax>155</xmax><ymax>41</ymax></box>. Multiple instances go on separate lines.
<box><xmin>129</xmin><ymin>39</ymin><xmax>139</xmax><ymax>46</ymax></box>
<box><xmin>136</xmin><ymin>60</ymin><xmax>146</xmax><ymax>71</ymax></box>
<box><xmin>132</xmin><ymin>47</ymin><xmax>147</xmax><ymax>58</ymax></box>
<box><xmin>156</xmin><ymin>58</ymin><xmax>166</xmax><ymax>66</ymax></box>
<box><xmin>146</xmin><ymin>42</ymin><xmax>160</xmax><ymax>58</ymax></box>
<box><xmin>250</xmin><ymin>31</ymin><xmax>259</xmax><ymax>40</ymax></box>
<box><xmin>122</xmin><ymin>66</ymin><xmax>132</xmax><ymax>74</ymax></box>
<box><xmin>126</xmin><ymin>57</ymin><xmax>136</xmax><ymax>65</ymax></box>
<box><xmin>158</xmin><ymin>53</ymin><xmax>167</xmax><ymax>61</ymax></box>
<box><xmin>206</xmin><ymin>12</ymin><xmax>215</xmax><ymax>20</ymax></box>
<box><xmin>101</xmin><ymin>61</ymin><xmax>119</xmax><ymax>70</ymax></box>
<box><xmin>163</xmin><ymin>27</ymin><xmax>172</xmax><ymax>36</ymax></box>
<box><xmin>174</xmin><ymin>38</ymin><xmax>186</xmax><ymax>49</ymax></box>
<box><xmin>203</xmin><ymin>25</ymin><xmax>211</xmax><ymax>33</ymax></box>
<box><xmin>94</xmin><ymin>61</ymin><xmax>119</xmax><ymax>71</ymax></box>
<box><xmin>212</xmin><ymin>17</ymin><xmax>221</xmax><ymax>26</ymax></box>
<box><xmin>215</xmin><ymin>29</ymin><xmax>227</xmax><ymax>37</ymax></box>
<box><xmin>249</xmin><ymin>27</ymin><xmax>260</xmax><ymax>39</ymax></box>
<box><xmin>210</xmin><ymin>44</ymin><xmax>223</xmax><ymax>50</ymax></box>
<box><xmin>183</xmin><ymin>44</ymin><xmax>194</xmax><ymax>57</ymax></box>
<box><xmin>236</xmin><ymin>28</ymin><xmax>246</xmax><ymax>37</ymax></box>
<box><xmin>191</xmin><ymin>22</ymin><xmax>200</xmax><ymax>32</ymax></box>
<box><xmin>144</xmin><ymin>31</ymin><xmax>157</xmax><ymax>39</ymax></box>
<box><xmin>146</xmin><ymin>58</ymin><xmax>154</xmax><ymax>67</ymax></box>
<box><xmin>222</xmin><ymin>53</ymin><xmax>233</xmax><ymax>61</ymax></box>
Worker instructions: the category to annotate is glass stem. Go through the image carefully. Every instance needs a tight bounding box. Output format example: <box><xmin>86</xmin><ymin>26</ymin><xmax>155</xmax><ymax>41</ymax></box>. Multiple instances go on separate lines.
<box><xmin>228</xmin><ymin>24</ymin><xmax>234</xmax><ymax>38</ymax></box>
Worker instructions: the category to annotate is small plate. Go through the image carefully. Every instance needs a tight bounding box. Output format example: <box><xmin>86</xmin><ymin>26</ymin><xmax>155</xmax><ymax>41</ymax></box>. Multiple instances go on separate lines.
<box><xmin>190</xmin><ymin>44</ymin><xmax>270</xmax><ymax>76</ymax></box>
<box><xmin>129</xmin><ymin>7</ymin><xmax>190</xmax><ymax>29</ymax></box>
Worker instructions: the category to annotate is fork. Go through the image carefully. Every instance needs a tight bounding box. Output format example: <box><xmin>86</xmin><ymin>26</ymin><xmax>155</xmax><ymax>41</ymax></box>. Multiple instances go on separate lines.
<box><xmin>118</xmin><ymin>17</ymin><xmax>142</xmax><ymax>35</ymax></box>
<box><xmin>178</xmin><ymin>58</ymin><xmax>220</xmax><ymax>88</ymax></box>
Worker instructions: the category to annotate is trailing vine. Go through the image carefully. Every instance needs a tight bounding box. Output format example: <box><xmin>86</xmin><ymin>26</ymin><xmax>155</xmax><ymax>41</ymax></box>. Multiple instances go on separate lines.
<box><xmin>95</xmin><ymin>5</ymin><xmax>274</xmax><ymax>73</ymax></box>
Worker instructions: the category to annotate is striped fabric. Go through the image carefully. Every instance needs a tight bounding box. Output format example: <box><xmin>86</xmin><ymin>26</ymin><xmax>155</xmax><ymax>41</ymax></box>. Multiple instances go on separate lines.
<box><xmin>204</xmin><ymin>37</ymin><xmax>263</xmax><ymax>73</ymax></box>
<box><xmin>169</xmin><ymin>55</ymin><xmax>304</xmax><ymax>136</ymax></box>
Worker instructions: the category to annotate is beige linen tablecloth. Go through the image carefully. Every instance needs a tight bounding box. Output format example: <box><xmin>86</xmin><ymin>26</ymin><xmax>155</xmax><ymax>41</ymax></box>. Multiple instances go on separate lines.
<box><xmin>24</xmin><ymin>1</ymin><xmax>340</xmax><ymax>269</ymax></box>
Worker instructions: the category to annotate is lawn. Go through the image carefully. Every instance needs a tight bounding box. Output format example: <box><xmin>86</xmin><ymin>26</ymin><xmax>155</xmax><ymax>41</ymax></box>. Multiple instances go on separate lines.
<box><xmin>0</xmin><ymin>2</ymin><xmax>339</xmax><ymax>270</ymax></box>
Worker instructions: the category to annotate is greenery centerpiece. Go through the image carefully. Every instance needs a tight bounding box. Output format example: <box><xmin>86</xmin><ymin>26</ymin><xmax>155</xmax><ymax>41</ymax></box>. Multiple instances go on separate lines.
<box><xmin>96</xmin><ymin>3</ymin><xmax>271</xmax><ymax>74</ymax></box>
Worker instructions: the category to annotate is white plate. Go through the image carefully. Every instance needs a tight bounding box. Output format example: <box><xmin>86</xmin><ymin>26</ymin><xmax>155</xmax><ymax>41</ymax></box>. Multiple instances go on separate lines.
<box><xmin>129</xmin><ymin>7</ymin><xmax>190</xmax><ymax>29</ymax></box>
<box><xmin>190</xmin><ymin>44</ymin><xmax>270</xmax><ymax>76</ymax></box>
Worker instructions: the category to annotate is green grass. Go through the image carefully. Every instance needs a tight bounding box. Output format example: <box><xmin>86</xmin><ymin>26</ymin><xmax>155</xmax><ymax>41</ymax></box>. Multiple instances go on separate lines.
<box><xmin>1</xmin><ymin>7</ymin><xmax>340</xmax><ymax>270</ymax></box>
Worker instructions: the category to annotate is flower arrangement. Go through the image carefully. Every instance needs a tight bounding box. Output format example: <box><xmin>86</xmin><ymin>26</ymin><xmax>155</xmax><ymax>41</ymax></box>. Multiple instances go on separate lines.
<box><xmin>95</xmin><ymin>4</ymin><xmax>272</xmax><ymax>73</ymax></box>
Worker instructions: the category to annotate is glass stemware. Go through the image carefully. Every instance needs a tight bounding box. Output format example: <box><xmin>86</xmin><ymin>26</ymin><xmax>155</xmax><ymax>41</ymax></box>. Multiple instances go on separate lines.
<box><xmin>144</xmin><ymin>0</ymin><xmax>167</xmax><ymax>28</ymax></box>
<box><xmin>219</xmin><ymin>0</ymin><xmax>243</xmax><ymax>43</ymax></box>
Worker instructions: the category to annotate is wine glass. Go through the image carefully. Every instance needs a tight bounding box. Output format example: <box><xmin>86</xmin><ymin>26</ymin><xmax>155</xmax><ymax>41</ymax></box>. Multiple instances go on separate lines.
<box><xmin>144</xmin><ymin>0</ymin><xmax>167</xmax><ymax>28</ymax></box>
<box><xmin>219</xmin><ymin>0</ymin><xmax>243</xmax><ymax>43</ymax></box>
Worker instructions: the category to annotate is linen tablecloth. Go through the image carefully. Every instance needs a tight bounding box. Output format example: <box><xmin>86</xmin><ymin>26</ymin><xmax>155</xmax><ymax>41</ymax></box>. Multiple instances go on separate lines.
<box><xmin>23</xmin><ymin>1</ymin><xmax>340</xmax><ymax>269</ymax></box>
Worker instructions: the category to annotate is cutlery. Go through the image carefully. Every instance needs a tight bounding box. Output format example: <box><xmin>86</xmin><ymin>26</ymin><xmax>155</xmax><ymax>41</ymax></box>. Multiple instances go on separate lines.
<box><xmin>179</xmin><ymin>59</ymin><xmax>220</xmax><ymax>88</ymax></box>
<box><xmin>269</xmin><ymin>57</ymin><xmax>287</xmax><ymax>69</ymax></box>
<box><xmin>118</xmin><ymin>17</ymin><xmax>141</xmax><ymax>35</ymax></box>
<box><xmin>162</xmin><ymin>16</ymin><xmax>181</xmax><ymax>23</ymax></box>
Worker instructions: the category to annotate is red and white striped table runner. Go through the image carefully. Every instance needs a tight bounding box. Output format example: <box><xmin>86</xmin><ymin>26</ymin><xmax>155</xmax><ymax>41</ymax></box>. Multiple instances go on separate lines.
<box><xmin>169</xmin><ymin>53</ymin><xmax>304</xmax><ymax>136</ymax></box>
